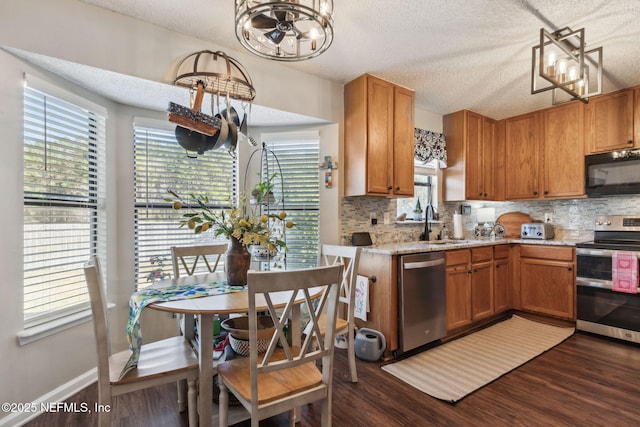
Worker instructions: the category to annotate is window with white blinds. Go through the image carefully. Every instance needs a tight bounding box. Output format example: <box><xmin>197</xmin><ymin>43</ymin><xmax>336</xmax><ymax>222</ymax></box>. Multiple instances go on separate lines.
<box><xmin>133</xmin><ymin>120</ymin><xmax>236</xmax><ymax>288</ymax></box>
<box><xmin>23</xmin><ymin>80</ymin><xmax>106</xmax><ymax>327</ymax></box>
<box><xmin>261</xmin><ymin>132</ymin><xmax>320</xmax><ymax>269</ymax></box>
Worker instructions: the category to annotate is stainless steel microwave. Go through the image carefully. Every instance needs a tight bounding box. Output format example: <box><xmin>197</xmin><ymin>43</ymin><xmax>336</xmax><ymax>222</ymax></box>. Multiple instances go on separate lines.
<box><xmin>585</xmin><ymin>149</ymin><xmax>640</xmax><ymax>197</ymax></box>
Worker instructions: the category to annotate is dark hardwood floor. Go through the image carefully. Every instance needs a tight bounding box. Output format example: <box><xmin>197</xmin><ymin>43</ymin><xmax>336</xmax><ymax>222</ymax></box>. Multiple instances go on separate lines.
<box><xmin>25</xmin><ymin>331</ymin><xmax>640</xmax><ymax>427</ymax></box>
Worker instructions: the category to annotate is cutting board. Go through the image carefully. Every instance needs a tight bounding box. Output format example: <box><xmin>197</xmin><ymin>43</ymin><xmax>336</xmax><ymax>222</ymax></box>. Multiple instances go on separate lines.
<box><xmin>495</xmin><ymin>212</ymin><xmax>533</xmax><ymax>238</ymax></box>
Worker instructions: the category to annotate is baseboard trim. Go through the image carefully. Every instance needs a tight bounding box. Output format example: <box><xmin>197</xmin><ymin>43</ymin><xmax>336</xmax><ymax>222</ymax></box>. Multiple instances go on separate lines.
<box><xmin>0</xmin><ymin>368</ymin><xmax>97</xmax><ymax>427</ymax></box>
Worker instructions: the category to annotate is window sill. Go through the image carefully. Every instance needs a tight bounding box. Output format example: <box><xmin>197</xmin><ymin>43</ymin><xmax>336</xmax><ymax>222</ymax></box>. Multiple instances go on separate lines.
<box><xmin>17</xmin><ymin>303</ymin><xmax>115</xmax><ymax>346</ymax></box>
<box><xmin>395</xmin><ymin>219</ymin><xmax>443</xmax><ymax>225</ymax></box>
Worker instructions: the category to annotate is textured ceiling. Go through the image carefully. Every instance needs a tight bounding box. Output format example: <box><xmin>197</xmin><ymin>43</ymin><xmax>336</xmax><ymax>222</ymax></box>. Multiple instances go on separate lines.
<box><xmin>22</xmin><ymin>0</ymin><xmax>640</xmax><ymax>122</ymax></box>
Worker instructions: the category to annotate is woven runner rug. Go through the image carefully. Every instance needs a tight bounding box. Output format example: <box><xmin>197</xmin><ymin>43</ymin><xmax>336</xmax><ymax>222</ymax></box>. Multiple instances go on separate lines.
<box><xmin>382</xmin><ymin>315</ymin><xmax>574</xmax><ymax>403</ymax></box>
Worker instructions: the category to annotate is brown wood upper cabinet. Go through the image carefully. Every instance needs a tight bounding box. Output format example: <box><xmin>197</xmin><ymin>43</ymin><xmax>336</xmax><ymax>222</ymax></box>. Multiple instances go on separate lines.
<box><xmin>344</xmin><ymin>74</ymin><xmax>415</xmax><ymax>197</ymax></box>
<box><xmin>586</xmin><ymin>88</ymin><xmax>636</xmax><ymax>153</ymax></box>
<box><xmin>504</xmin><ymin>111</ymin><xmax>540</xmax><ymax>200</ymax></box>
<box><xmin>443</xmin><ymin>110</ymin><xmax>498</xmax><ymax>201</ymax></box>
<box><xmin>542</xmin><ymin>101</ymin><xmax>585</xmax><ymax>198</ymax></box>
<box><xmin>505</xmin><ymin>102</ymin><xmax>585</xmax><ymax>200</ymax></box>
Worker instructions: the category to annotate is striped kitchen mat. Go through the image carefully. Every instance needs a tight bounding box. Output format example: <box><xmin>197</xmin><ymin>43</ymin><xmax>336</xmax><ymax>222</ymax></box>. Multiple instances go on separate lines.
<box><xmin>382</xmin><ymin>315</ymin><xmax>574</xmax><ymax>403</ymax></box>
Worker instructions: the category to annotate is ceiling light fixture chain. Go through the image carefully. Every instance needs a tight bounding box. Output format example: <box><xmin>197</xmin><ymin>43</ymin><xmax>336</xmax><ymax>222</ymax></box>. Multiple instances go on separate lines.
<box><xmin>235</xmin><ymin>0</ymin><xmax>334</xmax><ymax>61</ymax></box>
<box><xmin>531</xmin><ymin>27</ymin><xmax>603</xmax><ymax>105</ymax></box>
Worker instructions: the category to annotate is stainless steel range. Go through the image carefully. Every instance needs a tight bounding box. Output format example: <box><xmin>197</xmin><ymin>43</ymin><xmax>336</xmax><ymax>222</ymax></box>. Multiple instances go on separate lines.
<box><xmin>576</xmin><ymin>215</ymin><xmax>640</xmax><ymax>343</ymax></box>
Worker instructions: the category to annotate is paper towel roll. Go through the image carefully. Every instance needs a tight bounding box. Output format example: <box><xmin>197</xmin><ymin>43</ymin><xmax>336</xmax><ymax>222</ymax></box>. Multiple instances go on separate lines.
<box><xmin>453</xmin><ymin>213</ymin><xmax>464</xmax><ymax>239</ymax></box>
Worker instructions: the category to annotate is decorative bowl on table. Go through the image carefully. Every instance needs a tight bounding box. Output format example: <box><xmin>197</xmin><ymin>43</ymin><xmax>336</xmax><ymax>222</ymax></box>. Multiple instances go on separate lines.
<box><xmin>221</xmin><ymin>315</ymin><xmax>275</xmax><ymax>356</ymax></box>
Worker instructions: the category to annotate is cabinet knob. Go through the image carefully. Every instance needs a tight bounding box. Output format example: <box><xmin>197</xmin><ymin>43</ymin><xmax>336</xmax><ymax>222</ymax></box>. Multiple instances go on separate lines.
<box><xmin>627</xmin><ymin>140</ymin><xmax>634</xmax><ymax>145</ymax></box>
<box><xmin>544</xmin><ymin>190</ymin><xmax>549</xmax><ymax>195</ymax></box>
<box><xmin>484</xmin><ymin>193</ymin><xmax>488</xmax><ymax>197</ymax></box>
<box><xmin>387</xmin><ymin>186</ymin><xmax>393</xmax><ymax>191</ymax></box>
<box><xmin>496</xmin><ymin>265</ymin><xmax>500</xmax><ymax>269</ymax></box>
<box><xmin>567</xmin><ymin>266</ymin><xmax>573</xmax><ymax>271</ymax></box>
<box><xmin>396</xmin><ymin>186</ymin><xmax>400</xmax><ymax>191</ymax></box>
<box><xmin>533</xmin><ymin>191</ymin><xmax>538</xmax><ymax>196</ymax></box>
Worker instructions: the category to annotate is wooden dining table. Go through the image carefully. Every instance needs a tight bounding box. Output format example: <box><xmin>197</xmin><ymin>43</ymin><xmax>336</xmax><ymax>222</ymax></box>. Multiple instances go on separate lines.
<box><xmin>146</xmin><ymin>271</ymin><xmax>321</xmax><ymax>427</ymax></box>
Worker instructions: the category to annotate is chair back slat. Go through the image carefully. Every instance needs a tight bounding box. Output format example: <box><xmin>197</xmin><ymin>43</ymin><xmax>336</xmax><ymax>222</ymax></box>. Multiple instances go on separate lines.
<box><xmin>321</xmin><ymin>244</ymin><xmax>361</xmax><ymax>319</ymax></box>
<box><xmin>171</xmin><ymin>243</ymin><xmax>227</xmax><ymax>278</ymax></box>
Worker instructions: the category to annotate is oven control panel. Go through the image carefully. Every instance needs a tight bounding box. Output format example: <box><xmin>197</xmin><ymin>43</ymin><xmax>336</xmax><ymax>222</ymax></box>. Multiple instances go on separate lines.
<box><xmin>520</xmin><ymin>223</ymin><xmax>555</xmax><ymax>240</ymax></box>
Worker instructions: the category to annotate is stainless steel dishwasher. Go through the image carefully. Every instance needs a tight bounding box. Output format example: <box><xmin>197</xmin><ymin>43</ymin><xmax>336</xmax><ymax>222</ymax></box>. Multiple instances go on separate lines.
<box><xmin>398</xmin><ymin>251</ymin><xmax>447</xmax><ymax>354</ymax></box>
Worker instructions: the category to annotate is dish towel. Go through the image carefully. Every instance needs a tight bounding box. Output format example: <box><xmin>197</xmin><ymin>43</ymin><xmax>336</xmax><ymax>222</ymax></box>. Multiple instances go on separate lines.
<box><xmin>121</xmin><ymin>281</ymin><xmax>245</xmax><ymax>380</ymax></box>
<box><xmin>354</xmin><ymin>275</ymin><xmax>370</xmax><ymax>321</ymax></box>
<box><xmin>612</xmin><ymin>251</ymin><xmax>639</xmax><ymax>294</ymax></box>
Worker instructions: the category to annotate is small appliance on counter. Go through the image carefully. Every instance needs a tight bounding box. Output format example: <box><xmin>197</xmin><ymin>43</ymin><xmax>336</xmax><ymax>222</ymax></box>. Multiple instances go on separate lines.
<box><xmin>520</xmin><ymin>223</ymin><xmax>555</xmax><ymax>240</ymax></box>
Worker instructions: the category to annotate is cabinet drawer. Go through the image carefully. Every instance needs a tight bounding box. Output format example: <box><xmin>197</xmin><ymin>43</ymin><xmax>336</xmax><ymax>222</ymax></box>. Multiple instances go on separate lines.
<box><xmin>471</xmin><ymin>247</ymin><xmax>493</xmax><ymax>263</ymax></box>
<box><xmin>520</xmin><ymin>245</ymin><xmax>573</xmax><ymax>261</ymax></box>
<box><xmin>446</xmin><ymin>249</ymin><xmax>470</xmax><ymax>266</ymax></box>
<box><xmin>494</xmin><ymin>245</ymin><xmax>510</xmax><ymax>260</ymax></box>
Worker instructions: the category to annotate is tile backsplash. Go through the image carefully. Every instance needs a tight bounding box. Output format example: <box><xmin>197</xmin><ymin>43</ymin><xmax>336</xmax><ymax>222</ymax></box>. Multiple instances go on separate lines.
<box><xmin>340</xmin><ymin>195</ymin><xmax>640</xmax><ymax>245</ymax></box>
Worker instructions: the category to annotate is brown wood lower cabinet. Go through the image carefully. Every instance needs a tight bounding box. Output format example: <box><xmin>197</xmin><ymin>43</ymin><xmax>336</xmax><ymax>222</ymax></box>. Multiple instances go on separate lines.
<box><xmin>517</xmin><ymin>245</ymin><xmax>575</xmax><ymax>320</ymax></box>
<box><xmin>354</xmin><ymin>250</ymin><xmax>398</xmax><ymax>358</ymax></box>
<box><xmin>445</xmin><ymin>249</ymin><xmax>472</xmax><ymax>330</ymax></box>
<box><xmin>471</xmin><ymin>247</ymin><xmax>494</xmax><ymax>321</ymax></box>
<box><xmin>493</xmin><ymin>245</ymin><xmax>511</xmax><ymax>313</ymax></box>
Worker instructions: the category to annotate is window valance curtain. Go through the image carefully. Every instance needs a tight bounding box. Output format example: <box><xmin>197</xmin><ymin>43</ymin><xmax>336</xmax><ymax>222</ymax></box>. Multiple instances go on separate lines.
<box><xmin>414</xmin><ymin>128</ymin><xmax>447</xmax><ymax>168</ymax></box>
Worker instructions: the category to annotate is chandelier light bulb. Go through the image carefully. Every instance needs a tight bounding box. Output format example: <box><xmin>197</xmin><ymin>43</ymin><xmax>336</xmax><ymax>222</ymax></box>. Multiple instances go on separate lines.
<box><xmin>556</xmin><ymin>59</ymin><xmax>568</xmax><ymax>83</ymax></box>
<box><xmin>546</xmin><ymin>52</ymin><xmax>556</xmax><ymax>77</ymax></box>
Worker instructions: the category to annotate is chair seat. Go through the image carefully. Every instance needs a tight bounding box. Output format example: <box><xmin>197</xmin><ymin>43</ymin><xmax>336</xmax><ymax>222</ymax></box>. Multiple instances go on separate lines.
<box><xmin>304</xmin><ymin>313</ymin><xmax>348</xmax><ymax>337</ymax></box>
<box><xmin>217</xmin><ymin>348</ymin><xmax>323</xmax><ymax>404</ymax></box>
<box><xmin>109</xmin><ymin>336</ymin><xmax>199</xmax><ymax>385</ymax></box>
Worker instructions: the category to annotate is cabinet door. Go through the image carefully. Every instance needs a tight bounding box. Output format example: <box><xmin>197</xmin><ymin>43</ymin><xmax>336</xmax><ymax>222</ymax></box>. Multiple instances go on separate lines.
<box><xmin>519</xmin><ymin>259</ymin><xmax>574</xmax><ymax>319</ymax></box>
<box><xmin>446</xmin><ymin>264</ymin><xmax>471</xmax><ymax>330</ymax></box>
<box><xmin>587</xmin><ymin>89</ymin><xmax>635</xmax><ymax>153</ymax></box>
<box><xmin>481</xmin><ymin>117</ymin><xmax>497</xmax><ymax>200</ymax></box>
<box><xmin>505</xmin><ymin>112</ymin><xmax>540</xmax><ymax>200</ymax></box>
<box><xmin>465</xmin><ymin>111</ymin><xmax>484</xmax><ymax>200</ymax></box>
<box><xmin>393</xmin><ymin>85</ymin><xmax>415</xmax><ymax>196</ymax></box>
<box><xmin>494</xmin><ymin>258</ymin><xmax>510</xmax><ymax>313</ymax></box>
<box><xmin>471</xmin><ymin>260</ymin><xmax>494</xmax><ymax>321</ymax></box>
<box><xmin>366</xmin><ymin>76</ymin><xmax>394</xmax><ymax>195</ymax></box>
<box><xmin>542</xmin><ymin>102</ymin><xmax>585</xmax><ymax>198</ymax></box>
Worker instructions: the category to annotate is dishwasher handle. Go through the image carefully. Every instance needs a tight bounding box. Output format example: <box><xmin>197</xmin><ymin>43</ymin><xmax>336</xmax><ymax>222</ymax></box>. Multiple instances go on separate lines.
<box><xmin>403</xmin><ymin>258</ymin><xmax>445</xmax><ymax>270</ymax></box>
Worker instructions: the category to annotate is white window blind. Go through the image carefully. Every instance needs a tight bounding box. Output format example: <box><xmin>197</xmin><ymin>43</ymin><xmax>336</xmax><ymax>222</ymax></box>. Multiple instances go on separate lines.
<box><xmin>133</xmin><ymin>121</ymin><xmax>236</xmax><ymax>288</ymax></box>
<box><xmin>23</xmin><ymin>82</ymin><xmax>106</xmax><ymax>327</ymax></box>
<box><xmin>262</xmin><ymin>132</ymin><xmax>320</xmax><ymax>269</ymax></box>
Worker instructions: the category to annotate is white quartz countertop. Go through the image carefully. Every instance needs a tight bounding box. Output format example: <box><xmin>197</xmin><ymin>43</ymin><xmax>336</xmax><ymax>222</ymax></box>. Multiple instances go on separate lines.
<box><xmin>360</xmin><ymin>238</ymin><xmax>586</xmax><ymax>256</ymax></box>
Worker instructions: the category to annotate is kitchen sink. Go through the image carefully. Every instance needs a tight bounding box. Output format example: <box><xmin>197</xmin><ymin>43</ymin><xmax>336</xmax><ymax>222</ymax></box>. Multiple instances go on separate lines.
<box><xmin>420</xmin><ymin>239</ymin><xmax>468</xmax><ymax>245</ymax></box>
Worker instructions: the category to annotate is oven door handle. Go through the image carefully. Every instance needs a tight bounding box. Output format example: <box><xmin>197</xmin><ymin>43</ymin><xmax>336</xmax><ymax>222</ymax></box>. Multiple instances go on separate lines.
<box><xmin>576</xmin><ymin>277</ymin><xmax>613</xmax><ymax>290</ymax></box>
<box><xmin>576</xmin><ymin>248</ymin><xmax>616</xmax><ymax>257</ymax></box>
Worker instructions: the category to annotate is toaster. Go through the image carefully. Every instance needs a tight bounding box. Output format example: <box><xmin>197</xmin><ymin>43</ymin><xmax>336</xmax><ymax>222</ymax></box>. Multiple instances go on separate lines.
<box><xmin>520</xmin><ymin>223</ymin><xmax>555</xmax><ymax>240</ymax></box>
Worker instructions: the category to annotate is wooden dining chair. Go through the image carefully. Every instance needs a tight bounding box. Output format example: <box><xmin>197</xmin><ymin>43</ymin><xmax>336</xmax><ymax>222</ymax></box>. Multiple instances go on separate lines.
<box><xmin>217</xmin><ymin>264</ymin><xmax>344</xmax><ymax>427</ymax></box>
<box><xmin>305</xmin><ymin>244</ymin><xmax>361</xmax><ymax>382</ymax></box>
<box><xmin>83</xmin><ymin>257</ymin><xmax>199</xmax><ymax>427</ymax></box>
<box><xmin>170</xmin><ymin>242</ymin><xmax>227</xmax><ymax>410</ymax></box>
<box><xmin>171</xmin><ymin>242</ymin><xmax>228</xmax><ymax>278</ymax></box>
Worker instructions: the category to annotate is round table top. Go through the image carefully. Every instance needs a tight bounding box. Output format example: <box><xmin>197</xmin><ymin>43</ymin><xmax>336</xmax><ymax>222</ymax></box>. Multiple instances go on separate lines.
<box><xmin>147</xmin><ymin>272</ymin><xmax>323</xmax><ymax>315</ymax></box>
